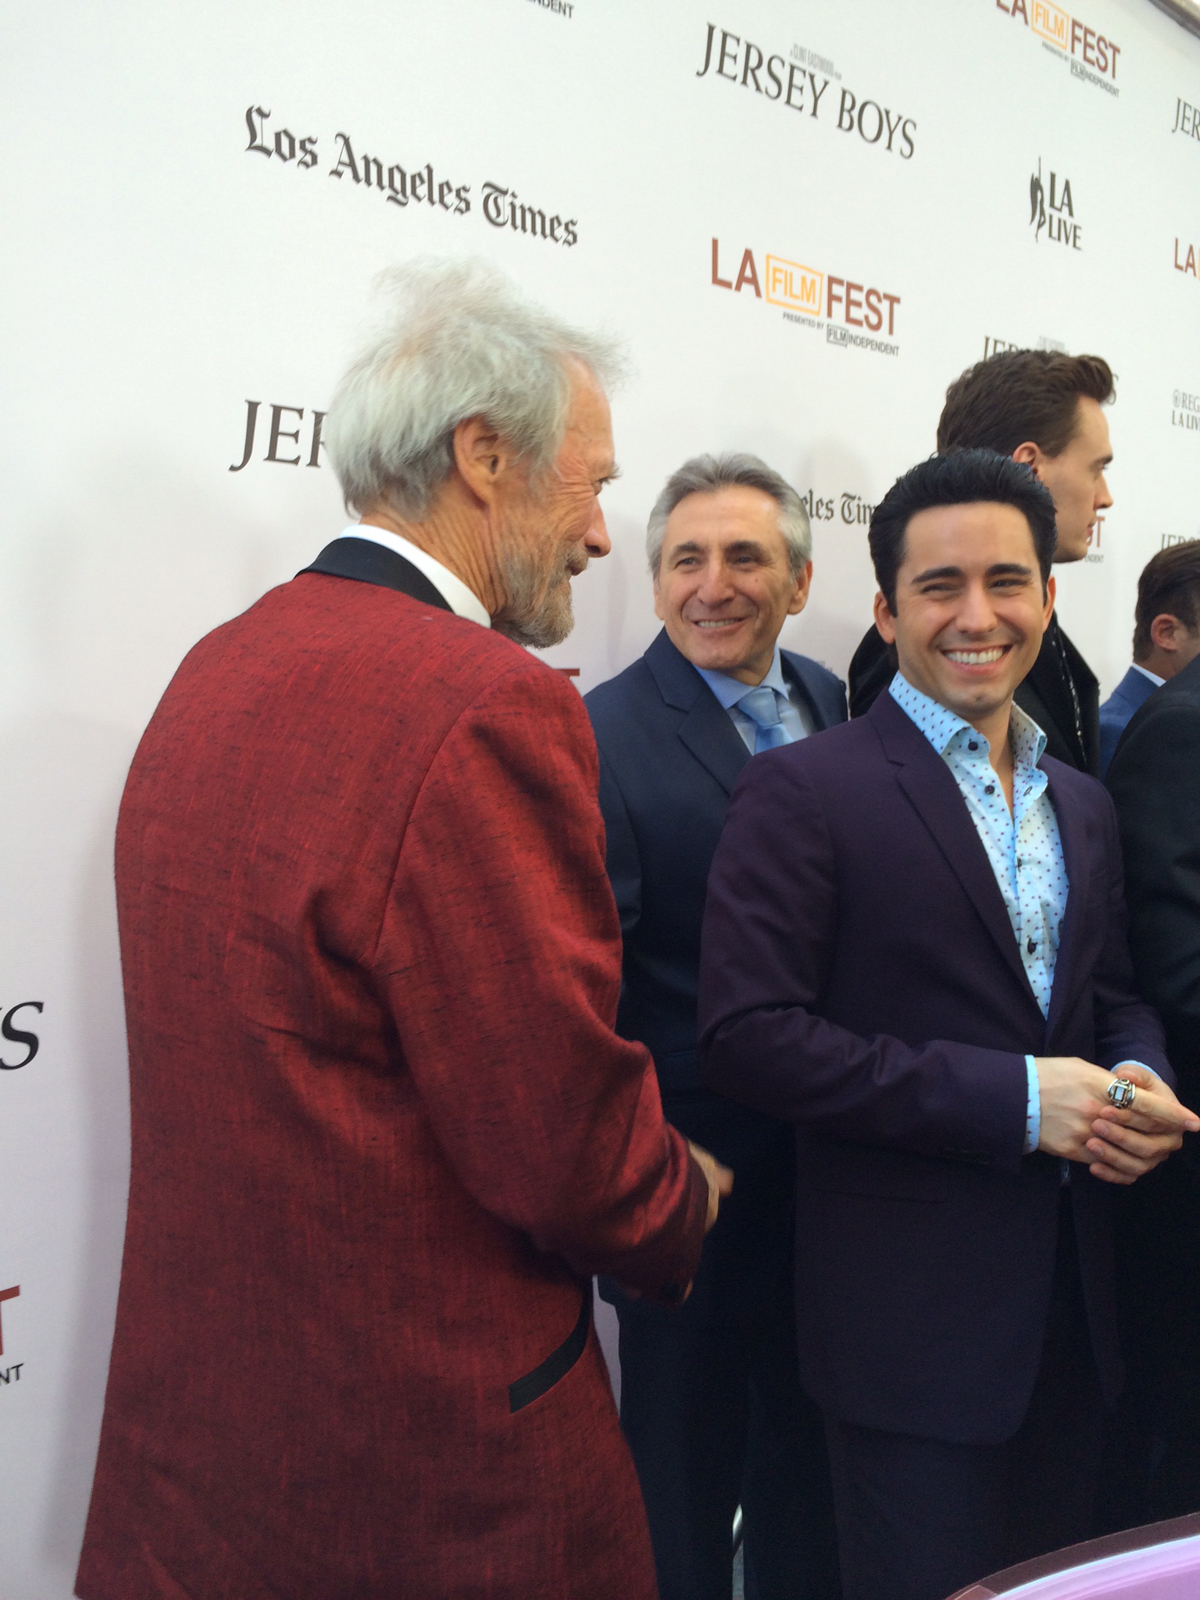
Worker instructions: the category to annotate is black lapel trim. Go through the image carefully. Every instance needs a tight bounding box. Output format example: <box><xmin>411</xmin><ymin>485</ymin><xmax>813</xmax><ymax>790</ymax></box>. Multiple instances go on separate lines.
<box><xmin>299</xmin><ymin>538</ymin><xmax>452</xmax><ymax>612</ymax></box>
<box><xmin>508</xmin><ymin>1287</ymin><xmax>591</xmax><ymax>1413</ymax></box>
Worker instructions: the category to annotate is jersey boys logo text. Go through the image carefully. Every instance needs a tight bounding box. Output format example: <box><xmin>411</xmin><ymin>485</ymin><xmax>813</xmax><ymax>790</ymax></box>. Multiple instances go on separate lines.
<box><xmin>696</xmin><ymin>24</ymin><xmax>916</xmax><ymax>157</ymax></box>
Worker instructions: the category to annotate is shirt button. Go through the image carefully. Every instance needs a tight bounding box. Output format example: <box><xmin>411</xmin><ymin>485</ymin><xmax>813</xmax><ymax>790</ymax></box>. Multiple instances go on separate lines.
<box><xmin>1017</xmin><ymin>857</ymin><xmax>1023</xmax><ymax>869</ymax></box>
<box><xmin>1027</xmin><ymin>938</ymin><xmax>1038</xmax><ymax>953</ymax></box>
<box><xmin>968</xmin><ymin>741</ymin><xmax>979</xmax><ymax>751</ymax></box>
<box><xmin>985</xmin><ymin>784</ymin><xmax>995</xmax><ymax>795</ymax></box>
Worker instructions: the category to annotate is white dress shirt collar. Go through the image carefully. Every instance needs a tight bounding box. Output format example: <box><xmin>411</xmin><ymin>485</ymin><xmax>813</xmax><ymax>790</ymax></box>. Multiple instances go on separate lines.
<box><xmin>1131</xmin><ymin>663</ymin><xmax>1165</xmax><ymax>688</ymax></box>
<box><xmin>336</xmin><ymin>524</ymin><xmax>491</xmax><ymax>629</ymax></box>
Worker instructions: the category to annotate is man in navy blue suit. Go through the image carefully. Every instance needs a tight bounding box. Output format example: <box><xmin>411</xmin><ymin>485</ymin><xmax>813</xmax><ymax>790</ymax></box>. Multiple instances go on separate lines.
<box><xmin>1098</xmin><ymin>540</ymin><xmax>1200</xmax><ymax>774</ymax></box>
<box><xmin>585</xmin><ymin>454</ymin><xmax>846</xmax><ymax>1600</ymax></box>
<box><xmin>700</xmin><ymin>451</ymin><xmax>1198</xmax><ymax>1600</ymax></box>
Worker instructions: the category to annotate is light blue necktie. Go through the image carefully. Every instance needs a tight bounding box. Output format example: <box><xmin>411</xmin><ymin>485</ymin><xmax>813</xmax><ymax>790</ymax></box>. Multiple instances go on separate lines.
<box><xmin>737</xmin><ymin>685</ymin><xmax>790</xmax><ymax>754</ymax></box>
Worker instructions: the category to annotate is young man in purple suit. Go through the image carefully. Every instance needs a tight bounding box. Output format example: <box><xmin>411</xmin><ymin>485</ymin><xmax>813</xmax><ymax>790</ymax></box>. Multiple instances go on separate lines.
<box><xmin>699</xmin><ymin>450</ymin><xmax>1199</xmax><ymax>1600</ymax></box>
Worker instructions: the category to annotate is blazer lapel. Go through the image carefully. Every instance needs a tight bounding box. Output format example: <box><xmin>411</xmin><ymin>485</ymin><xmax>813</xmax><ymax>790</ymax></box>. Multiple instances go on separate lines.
<box><xmin>643</xmin><ymin>629</ymin><xmax>750</xmax><ymax>796</ymax></box>
<box><xmin>1043</xmin><ymin>764</ymin><xmax>1089</xmax><ymax>1032</ymax></box>
<box><xmin>869</xmin><ymin>694</ymin><xmax>1036</xmax><ymax>1002</ymax></box>
<box><xmin>299</xmin><ymin>538</ymin><xmax>452</xmax><ymax>612</ymax></box>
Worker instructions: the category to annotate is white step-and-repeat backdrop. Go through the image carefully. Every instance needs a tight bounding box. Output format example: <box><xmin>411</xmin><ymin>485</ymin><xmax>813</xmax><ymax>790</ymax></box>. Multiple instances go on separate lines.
<box><xmin>3</xmin><ymin>1</ymin><xmax>1200</xmax><ymax>1593</ymax></box>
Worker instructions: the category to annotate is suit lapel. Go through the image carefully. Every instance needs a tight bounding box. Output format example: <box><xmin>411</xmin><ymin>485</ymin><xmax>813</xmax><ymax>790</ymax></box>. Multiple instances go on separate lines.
<box><xmin>299</xmin><ymin>538</ymin><xmax>452</xmax><ymax>612</ymax></box>
<box><xmin>781</xmin><ymin>654</ymin><xmax>823</xmax><ymax>733</ymax></box>
<box><xmin>644</xmin><ymin>629</ymin><xmax>750</xmax><ymax>796</ymax></box>
<box><xmin>1043</xmin><ymin>763</ymin><xmax>1089</xmax><ymax>1032</ymax></box>
<box><xmin>870</xmin><ymin>694</ymin><xmax>1036</xmax><ymax>1002</ymax></box>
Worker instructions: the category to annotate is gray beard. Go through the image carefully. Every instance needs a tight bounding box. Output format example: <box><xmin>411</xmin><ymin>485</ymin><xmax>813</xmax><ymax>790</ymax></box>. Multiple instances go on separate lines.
<box><xmin>491</xmin><ymin>546</ymin><xmax>575</xmax><ymax>648</ymax></box>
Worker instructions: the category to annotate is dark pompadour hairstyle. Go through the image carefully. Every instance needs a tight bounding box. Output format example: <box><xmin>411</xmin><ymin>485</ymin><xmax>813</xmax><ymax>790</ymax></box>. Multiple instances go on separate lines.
<box><xmin>869</xmin><ymin>450</ymin><xmax>1058</xmax><ymax>612</ymax></box>
<box><xmin>1133</xmin><ymin>539</ymin><xmax>1200</xmax><ymax>659</ymax></box>
<box><xmin>937</xmin><ymin>349</ymin><xmax>1114</xmax><ymax>458</ymax></box>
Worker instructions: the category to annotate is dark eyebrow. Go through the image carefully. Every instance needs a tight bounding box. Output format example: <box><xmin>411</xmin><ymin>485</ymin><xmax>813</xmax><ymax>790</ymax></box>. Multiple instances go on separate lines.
<box><xmin>908</xmin><ymin>562</ymin><xmax>1033</xmax><ymax>583</ymax></box>
<box><xmin>722</xmin><ymin>539</ymin><xmax>771</xmax><ymax>559</ymax></box>
<box><xmin>908</xmin><ymin>565</ymin><xmax>964</xmax><ymax>584</ymax></box>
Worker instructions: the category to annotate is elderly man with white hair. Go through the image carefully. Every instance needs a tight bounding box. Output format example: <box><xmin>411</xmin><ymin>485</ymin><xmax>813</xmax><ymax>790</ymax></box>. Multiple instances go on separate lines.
<box><xmin>77</xmin><ymin>259</ymin><xmax>729</xmax><ymax>1600</ymax></box>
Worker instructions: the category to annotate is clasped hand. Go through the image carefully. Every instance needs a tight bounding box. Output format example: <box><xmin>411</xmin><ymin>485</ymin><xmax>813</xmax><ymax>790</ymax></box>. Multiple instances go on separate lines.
<box><xmin>1035</xmin><ymin>1058</ymin><xmax>1200</xmax><ymax>1184</ymax></box>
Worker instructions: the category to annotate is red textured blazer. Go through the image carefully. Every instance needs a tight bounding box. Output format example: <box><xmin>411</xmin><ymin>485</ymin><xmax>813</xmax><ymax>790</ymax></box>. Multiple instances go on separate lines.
<box><xmin>76</xmin><ymin>540</ymin><xmax>707</xmax><ymax>1600</ymax></box>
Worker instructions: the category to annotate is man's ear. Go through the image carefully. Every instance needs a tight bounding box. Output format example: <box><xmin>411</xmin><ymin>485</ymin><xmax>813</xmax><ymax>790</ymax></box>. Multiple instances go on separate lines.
<box><xmin>873</xmin><ymin>589</ymin><xmax>897</xmax><ymax>644</ymax></box>
<box><xmin>787</xmin><ymin>560</ymin><xmax>814</xmax><ymax>617</ymax></box>
<box><xmin>652</xmin><ymin>576</ymin><xmax>666</xmax><ymax>622</ymax></box>
<box><xmin>1011</xmin><ymin>441</ymin><xmax>1044</xmax><ymax>476</ymax></box>
<box><xmin>1151</xmin><ymin>612</ymin><xmax>1185</xmax><ymax>653</ymax></box>
<box><xmin>452</xmin><ymin>414</ymin><xmax>518</xmax><ymax>505</ymax></box>
<box><xmin>1043</xmin><ymin>572</ymin><xmax>1057</xmax><ymax>630</ymax></box>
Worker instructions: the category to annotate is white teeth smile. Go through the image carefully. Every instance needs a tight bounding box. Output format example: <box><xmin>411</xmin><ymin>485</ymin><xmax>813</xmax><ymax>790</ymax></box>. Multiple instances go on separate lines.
<box><xmin>945</xmin><ymin>648</ymin><xmax>1006</xmax><ymax>664</ymax></box>
<box><xmin>694</xmin><ymin>619</ymin><xmax>744</xmax><ymax>628</ymax></box>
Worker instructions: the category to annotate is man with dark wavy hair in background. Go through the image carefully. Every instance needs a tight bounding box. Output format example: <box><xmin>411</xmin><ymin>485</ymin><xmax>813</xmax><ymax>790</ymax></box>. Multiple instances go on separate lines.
<box><xmin>850</xmin><ymin>349</ymin><xmax>1115</xmax><ymax>776</ymax></box>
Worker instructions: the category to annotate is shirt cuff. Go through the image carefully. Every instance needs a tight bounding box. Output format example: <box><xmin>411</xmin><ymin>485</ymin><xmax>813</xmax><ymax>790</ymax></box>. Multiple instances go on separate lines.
<box><xmin>1113</xmin><ymin>1060</ymin><xmax>1158</xmax><ymax>1080</ymax></box>
<box><xmin>1024</xmin><ymin>1054</ymin><xmax>1040</xmax><ymax>1155</ymax></box>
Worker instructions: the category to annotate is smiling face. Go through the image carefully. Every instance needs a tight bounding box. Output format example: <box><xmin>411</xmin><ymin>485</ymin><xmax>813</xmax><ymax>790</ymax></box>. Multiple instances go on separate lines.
<box><xmin>653</xmin><ymin>486</ymin><xmax>811</xmax><ymax>685</ymax></box>
<box><xmin>873</xmin><ymin>500</ymin><xmax>1055</xmax><ymax>731</ymax></box>
<box><xmin>1017</xmin><ymin>395</ymin><xmax>1113</xmax><ymax>563</ymax></box>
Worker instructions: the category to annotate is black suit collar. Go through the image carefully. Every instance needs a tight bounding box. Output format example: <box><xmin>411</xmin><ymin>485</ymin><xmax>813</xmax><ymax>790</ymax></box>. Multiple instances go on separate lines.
<box><xmin>299</xmin><ymin>537</ymin><xmax>452</xmax><ymax>612</ymax></box>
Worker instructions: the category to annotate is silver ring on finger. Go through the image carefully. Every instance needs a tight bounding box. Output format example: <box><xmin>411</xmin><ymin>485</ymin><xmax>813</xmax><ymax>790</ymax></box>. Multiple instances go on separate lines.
<box><xmin>1107</xmin><ymin>1076</ymin><xmax>1137</xmax><ymax>1111</ymax></box>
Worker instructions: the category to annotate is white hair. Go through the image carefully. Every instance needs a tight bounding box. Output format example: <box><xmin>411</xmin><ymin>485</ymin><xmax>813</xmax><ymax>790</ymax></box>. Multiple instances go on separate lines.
<box><xmin>323</xmin><ymin>258</ymin><xmax>625</xmax><ymax>519</ymax></box>
<box><xmin>646</xmin><ymin>453</ymin><xmax>813</xmax><ymax>577</ymax></box>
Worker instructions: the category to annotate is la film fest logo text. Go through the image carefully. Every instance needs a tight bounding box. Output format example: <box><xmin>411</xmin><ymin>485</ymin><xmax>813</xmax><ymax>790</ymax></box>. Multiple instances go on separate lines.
<box><xmin>711</xmin><ymin>240</ymin><xmax>901</xmax><ymax>357</ymax></box>
<box><xmin>1173</xmin><ymin>389</ymin><xmax>1200</xmax><ymax>435</ymax></box>
<box><xmin>1086</xmin><ymin>512</ymin><xmax>1106</xmax><ymax>563</ymax></box>
<box><xmin>994</xmin><ymin>1</ymin><xmax>1120</xmax><ymax>97</ymax></box>
<box><xmin>696</xmin><ymin>24</ymin><xmax>917</xmax><ymax>159</ymax></box>
<box><xmin>1029</xmin><ymin>160</ymin><xmax>1081</xmax><ymax>250</ymax></box>
<box><xmin>1174</xmin><ymin>237</ymin><xmax>1200</xmax><ymax>280</ymax></box>
<box><xmin>1172</xmin><ymin>97</ymin><xmax>1200</xmax><ymax>141</ymax></box>
<box><xmin>0</xmin><ymin>1285</ymin><xmax>21</xmax><ymax>1387</ymax></box>
<box><xmin>244</xmin><ymin>108</ymin><xmax>579</xmax><ymax>248</ymax></box>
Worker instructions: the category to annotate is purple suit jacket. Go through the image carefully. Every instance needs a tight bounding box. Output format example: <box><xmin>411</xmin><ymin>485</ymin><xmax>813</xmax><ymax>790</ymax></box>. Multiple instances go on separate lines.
<box><xmin>699</xmin><ymin>690</ymin><xmax>1169</xmax><ymax>1446</ymax></box>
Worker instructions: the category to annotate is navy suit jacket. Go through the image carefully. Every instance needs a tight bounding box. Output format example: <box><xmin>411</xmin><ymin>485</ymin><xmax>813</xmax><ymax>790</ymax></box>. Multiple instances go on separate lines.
<box><xmin>585</xmin><ymin>628</ymin><xmax>846</xmax><ymax>1311</ymax></box>
<box><xmin>699</xmin><ymin>689</ymin><xmax>1169</xmax><ymax>1441</ymax></box>
<box><xmin>1099</xmin><ymin>665</ymin><xmax>1159</xmax><ymax>776</ymax></box>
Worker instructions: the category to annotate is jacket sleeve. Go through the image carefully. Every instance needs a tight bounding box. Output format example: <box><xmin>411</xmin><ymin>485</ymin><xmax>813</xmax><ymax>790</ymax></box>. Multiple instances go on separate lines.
<box><xmin>594</xmin><ymin>744</ymin><xmax>641</xmax><ymax>943</ymax></box>
<box><xmin>373</xmin><ymin>659</ymin><xmax>707</xmax><ymax>1295</ymax></box>
<box><xmin>1107</xmin><ymin>699</ymin><xmax>1200</xmax><ymax>1063</ymax></box>
<box><xmin>699</xmin><ymin>752</ymin><xmax>1029</xmax><ymax>1171</ymax></box>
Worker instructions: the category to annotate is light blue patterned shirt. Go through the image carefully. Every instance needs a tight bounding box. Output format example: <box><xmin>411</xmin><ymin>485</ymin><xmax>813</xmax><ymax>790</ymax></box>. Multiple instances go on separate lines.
<box><xmin>889</xmin><ymin>674</ymin><xmax>1067</xmax><ymax>1152</ymax></box>
<box><xmin>695</xmin><ymin>646</ymin><xmax>814</xmax><ymax>754</ymax></box>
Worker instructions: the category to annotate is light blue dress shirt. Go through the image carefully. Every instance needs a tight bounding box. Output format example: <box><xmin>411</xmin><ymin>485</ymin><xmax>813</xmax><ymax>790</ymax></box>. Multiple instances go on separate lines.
<box><xmin>889</xmin><ymin>674</ymin><xmax>1067</xmax><ymax>1153</ymax></box>
<box><xmin>695</xmin><ymin>646</ymin><xmax>814</xmax><ymax>755</ymax></box>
